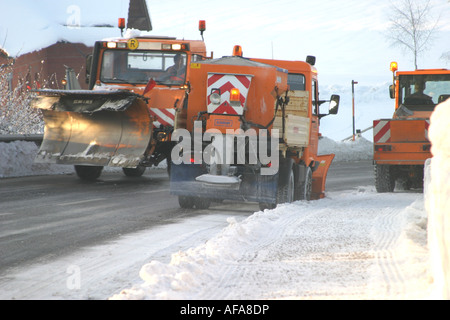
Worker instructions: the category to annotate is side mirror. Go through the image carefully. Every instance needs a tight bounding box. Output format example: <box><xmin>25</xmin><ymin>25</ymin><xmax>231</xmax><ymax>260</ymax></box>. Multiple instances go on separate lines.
<box><xmin>329</xmin><ymin>94</ymin><xmax>340</xmax><ymax>115</ymax></box>
<box><xmin>389</xmin><ymin>84</ymin><xmax>395</xmax><ymax>99</ymax></box>
<box><xmin>306</xmin><ymin>55</ymin><xmax>316</xmax><ymax>66</ymax></box>
<box><xmin>85</xmin><ymin>54</ymin><xmax>93</xmax><ymax>84</ymax></box>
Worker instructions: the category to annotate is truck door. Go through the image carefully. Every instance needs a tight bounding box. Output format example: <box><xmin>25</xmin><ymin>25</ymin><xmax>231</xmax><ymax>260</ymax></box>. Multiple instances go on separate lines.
<box><xmin>309</xmin><ymin>79</ymin><xmax>319</xmax><ymax>155</ymax></box>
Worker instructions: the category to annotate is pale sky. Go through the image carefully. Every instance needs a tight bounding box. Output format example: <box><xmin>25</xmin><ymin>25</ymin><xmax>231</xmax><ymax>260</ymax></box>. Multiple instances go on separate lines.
<box><xmin>1</xmin><ymin>0</ymin><xmax>449</xmax><ymax>83</ymax></box>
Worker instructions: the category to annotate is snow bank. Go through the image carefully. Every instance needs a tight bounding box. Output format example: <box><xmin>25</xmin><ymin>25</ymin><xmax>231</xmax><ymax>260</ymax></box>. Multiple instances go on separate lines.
<box><xmin>0</xmin><ymin>141</ymin><xmax>71</xmax><ymax>178</ymax></box>
<box><xmin>318</xmin><ymin>136</ymin><xmax>372</xmax><ymax>161</ymax></box>
<box><xmin>425</xmin><ymin>98</ymin><xmax>450</xmax><ymax>299</ymax></box>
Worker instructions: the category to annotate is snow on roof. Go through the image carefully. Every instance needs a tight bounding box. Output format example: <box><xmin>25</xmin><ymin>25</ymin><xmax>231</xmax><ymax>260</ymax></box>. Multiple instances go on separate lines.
<box><xmin>0</xmin><ymin>0</ymin><xmax>140</xmax><ymax>57</ymax></box>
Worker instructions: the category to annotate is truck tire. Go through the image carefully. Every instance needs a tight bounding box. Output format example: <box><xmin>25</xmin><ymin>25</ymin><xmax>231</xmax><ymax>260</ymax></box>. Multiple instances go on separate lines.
<box><xmin>277</xmin><ymin>166</ymin><xmax>295</xmax><ymax>204</ymax></box>
<box><xmin>122</xmin><ymin>165</ymin><xmax>146</xmax><ymax>177</ymax></box>
<box><xmin>375</xmin><ymin>164</ymin><xmax>395</xmax><ymax>193</ymax></box>
<box><xmin>166</xmin><ymin>158</ymin><xmax>171</xmax><ymax>177</ymax></box>
<box><xmin>259</xmin><ymin>158</ymin><xmax>295</xmax><ymax>210</ymax></box>
<box><xmin>74</xmin><ymin>165</ymin><xmax>103</xmax><ymax>181</ymax></box>
<box><xmin>297</xmin><ymin>166</ymin><xmax>312</xmax><ymax>201</ymax></box>
<box><xmin>193</xmin><ymin>197</ymin><xmax>211</xmax><ymax>210</ymax></box>
<box><xmin>178</xmin><ymin>196</ymin><xmax>211</xmax><ymax>210</ymax></box>
<box><xmin>178</xmin><ymin>196</ymin><xmax>195</xmax><ymax>209</ymax></box>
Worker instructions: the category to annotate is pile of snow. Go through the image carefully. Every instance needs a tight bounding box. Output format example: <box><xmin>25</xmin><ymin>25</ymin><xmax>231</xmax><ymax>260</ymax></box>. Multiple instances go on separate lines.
<box><xmin>318</xmin><ymin>136</ymin><xmax>372</xmax><ymax>161</ymax></box>
<box><xmin>426</xmin><ymin>98</ymin><xmax>450</xmax><ymax>299</ymax></box>
<box><xmin>0</xmin><ymin>141</ymin><xmax>71</xmax><ymax>178</ymax></box>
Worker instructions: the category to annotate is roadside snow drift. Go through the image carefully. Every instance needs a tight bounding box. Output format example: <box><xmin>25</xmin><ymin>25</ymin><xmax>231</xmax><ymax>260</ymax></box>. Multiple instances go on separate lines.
<box><xmin>0</xmin><ymin>141</ymin><xmax>71</xmax><ymax>178</ymax></box>
<box><xmin>427</xmin><ymin>98</ymin><xmax>450</xmax><ymax>299</ymax></box>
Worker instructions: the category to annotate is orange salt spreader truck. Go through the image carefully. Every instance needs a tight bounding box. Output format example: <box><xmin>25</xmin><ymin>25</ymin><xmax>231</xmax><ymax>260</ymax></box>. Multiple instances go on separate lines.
<box><xmin>169</xmin><ymin>47</ymin><xmax>340</xmax><ymax>210</ymax></box>
<box><xmin>30</xmin><ymin>20</ymin><xmax>210</xmax><ymax>180</ymax></box>
<box><xmin>373</xmin><ymin>62</ymin><xmax>450</xmax><ymax>192</ymax></box>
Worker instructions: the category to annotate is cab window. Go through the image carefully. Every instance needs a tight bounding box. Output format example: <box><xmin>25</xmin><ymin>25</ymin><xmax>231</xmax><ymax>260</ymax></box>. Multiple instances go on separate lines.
<box><xmin>100</xmin><ymin>50</ymin><xmax>187</xmax><ymax>86</ymax></box>
<box><xmin>288</xmin><ymin>74</ymin><xmax>306</xmax><ymax>90</ymax></box>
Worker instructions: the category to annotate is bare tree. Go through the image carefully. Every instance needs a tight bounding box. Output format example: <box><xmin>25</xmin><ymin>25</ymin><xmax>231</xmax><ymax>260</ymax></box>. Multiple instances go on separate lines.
<box><xmin>387</xmin><ymin>0</ymin><xmax>440</xmax><ymax>69</ymax></box>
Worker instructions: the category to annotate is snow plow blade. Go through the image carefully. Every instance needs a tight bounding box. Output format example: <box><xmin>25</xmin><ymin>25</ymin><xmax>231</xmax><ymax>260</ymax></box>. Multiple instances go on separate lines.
<box><xmin>311</xmin><ymin>154</ymin><xmax>335</xmax><ymax>199</ymax></box>
<box><xmin>31</xmin><ymin>90</ymin><xmax>152</xmax><ymax>167</ymax></box>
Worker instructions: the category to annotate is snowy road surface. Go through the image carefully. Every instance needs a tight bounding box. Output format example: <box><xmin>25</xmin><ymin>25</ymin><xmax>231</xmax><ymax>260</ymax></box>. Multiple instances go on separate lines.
<box><xmin>110</xmin><ymin>188</ymin><xmax>430</xmax><ymax>300</ymax></box>
<box><xmin>0</xmin><ymin>139</ymin><xmax>433</xmax><ymax>300</ymax></box>
<box><xmin>0</xmin><ymin>163</ymin><xmax>431</xmax><ymax>300</ymax></box>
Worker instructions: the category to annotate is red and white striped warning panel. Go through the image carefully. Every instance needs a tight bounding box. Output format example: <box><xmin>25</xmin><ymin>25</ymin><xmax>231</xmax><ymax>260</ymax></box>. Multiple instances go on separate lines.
<box><xmin>374</xmin><ymin>119</ymin><xmax>431</xmax><ymax>143</ymax></box>
<box><xmin>150</xmin><ymin>108</ymin><xmax>176</xmax><ymax>127</ymax></box>
<box><xmin>207</xmin><ymin>73</ymin><xmax>252</xmax><ymax>115</ymax></box>
<box><xmin>373</xmin><ymin>120</ymin><xmax>391</xmax><ymax>143</ymax></box>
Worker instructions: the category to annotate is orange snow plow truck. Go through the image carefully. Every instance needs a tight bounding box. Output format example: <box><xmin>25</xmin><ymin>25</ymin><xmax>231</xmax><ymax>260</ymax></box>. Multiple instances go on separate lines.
<box><xmin>169</xmin><ymin>48</ymin><xmax>340</xmax><ymax>210</ymax></box>
<box><xmin>373</xmin><ymin>62</ymin><xmax>450</xmax><ymax>192</ymax></box>
<box><xmin>31</xmin><ymin>28</ymin><xmax>208</xmax><ymax>180</ymax></box>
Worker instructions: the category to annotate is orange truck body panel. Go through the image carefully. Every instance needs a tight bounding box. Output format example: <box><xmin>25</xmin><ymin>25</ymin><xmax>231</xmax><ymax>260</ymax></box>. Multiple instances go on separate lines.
<box><xmin>252</xmin><ymin>58</ymin><xmax>330</xmax><ymax>199</ymax></box>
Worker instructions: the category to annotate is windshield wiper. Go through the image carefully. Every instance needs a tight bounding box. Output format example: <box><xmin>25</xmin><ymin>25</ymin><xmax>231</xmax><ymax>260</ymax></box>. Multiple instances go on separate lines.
<box><xmin>103</xmin><ymin>77</ymin><xmax>143</xmax><ymax>85</ymax></box>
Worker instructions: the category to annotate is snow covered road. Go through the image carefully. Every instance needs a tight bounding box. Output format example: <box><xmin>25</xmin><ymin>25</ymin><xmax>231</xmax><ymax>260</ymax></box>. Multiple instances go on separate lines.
<box><xmin>0</xmin><ymin>184</ymin><xmax>430</xmax><ymax>300</ymax></box>
<box><xmin>110</xmin><ymin>187</ymin><xmax>431</xmax><ymax>300</ymax></box>
<box><xmin>0</xmin><ymin>138</ymin><xmax>434</xmax><ymax>300</ymax></box>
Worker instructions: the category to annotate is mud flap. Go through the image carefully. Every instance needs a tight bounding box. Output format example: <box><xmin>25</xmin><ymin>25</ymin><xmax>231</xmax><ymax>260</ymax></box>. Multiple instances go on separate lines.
<box><xmin>32</xmin><ymin>90</ymin><xmax>152</xmax><ymax>167</ymax></box>
<box><xmin>311</xmin><ymin>154</ymin><xmax>335</xmax><ymax>199</ymax></box>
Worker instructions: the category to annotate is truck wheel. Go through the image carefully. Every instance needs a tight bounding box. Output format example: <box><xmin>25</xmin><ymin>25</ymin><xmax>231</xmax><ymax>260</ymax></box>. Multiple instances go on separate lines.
<box><xmin>259</xmin><ymin>202</ymin><xmax>275</xmax><ymax>211</ymax></box>
<box><xmin>297</xmin><ymin>166</ymin><xmax>312</xmax><ymax>201</ymax></box>
<box><xmin>375</xmin><ymin>164</ymin><xmax>395</xmax><ymax>193</ymax></box>
<box><xmin>122</xmin><ymin>165</ymin><xmax>146</xmax><ymax>177</ymax></box>
<box><xmin>166</xmin><ymin>158</ymin><xmax>171</xmax><ymax>177</ymax></box>
<box><xmin>178</xmin><ymin>196</ymin><xmax>195</xmax><ymax>209</ymax></box>
<box><xmin>259</xmin><ymin>159</ymin><xmax>295</xmax><ymax>210</ymax></box>
<box><xmin>194</xmin><ymin>197</ymin><xmax>211</xmax><ymax>210</ymax></box>
<box><xmin>178</xmin><ymin>196</ymin><xmax>211</xmax><ymax>209</ymax></box>
<box><xmin>74</xmin><ymin>165</ymin><xmax>103</xmax><ymax>181</ymax></box>
<box><xmin>277</xmin><ymin>166</ymin><xmax>295</xmax><ymax>204</ymax></box>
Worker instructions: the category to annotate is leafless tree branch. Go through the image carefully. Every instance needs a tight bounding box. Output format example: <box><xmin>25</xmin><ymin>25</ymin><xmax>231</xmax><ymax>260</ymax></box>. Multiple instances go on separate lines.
<box><xmin>386</xmin><ymin>0</ymin><xmax>440</xmax><ymax>69</ymax></box>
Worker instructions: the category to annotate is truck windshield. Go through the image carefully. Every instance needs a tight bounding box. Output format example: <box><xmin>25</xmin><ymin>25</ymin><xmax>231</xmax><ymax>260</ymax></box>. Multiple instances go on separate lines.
<box><xmin>399</xmin><ymin>74</ymin><xmax>450</xmax><ymax>111</ymax></box>
<box><xmin>100</xmin><ymin>50</ymin><xmax>187</xmax><ymax>86</ymax></box>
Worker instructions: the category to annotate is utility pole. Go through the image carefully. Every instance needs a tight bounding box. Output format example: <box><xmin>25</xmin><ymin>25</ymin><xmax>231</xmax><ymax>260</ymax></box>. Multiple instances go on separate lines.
<box><xmin>352</xmin><ymin>80</ymin><xmax>358</xmax><ymax>141</ymax></box>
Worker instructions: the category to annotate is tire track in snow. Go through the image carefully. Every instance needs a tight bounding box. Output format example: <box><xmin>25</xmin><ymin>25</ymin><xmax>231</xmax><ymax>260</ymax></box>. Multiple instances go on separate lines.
<box><xmin>200</xmin><ymin>204</ymin><xmax>315</xmax><ymax>299</ymax></box>
<box><xmin>371</xmin><ymin>205</ymin><xmax>407</xmax><ymax>298</ymax></box>
<box><xmin>112</xmin><ymin>190</ymin><xmax>425</xmax><ymax>300</ymax></box>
